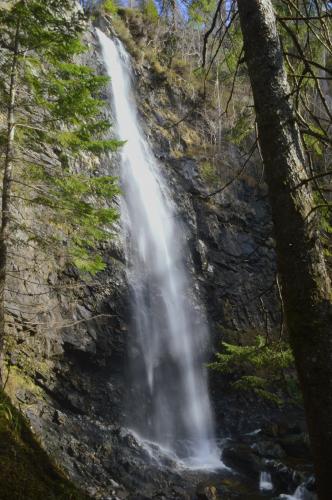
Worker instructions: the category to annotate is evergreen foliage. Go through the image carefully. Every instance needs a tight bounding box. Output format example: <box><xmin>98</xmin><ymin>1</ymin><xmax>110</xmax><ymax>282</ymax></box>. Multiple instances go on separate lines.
<box><xmin>0</xmin><ymin>0</ymin><xmax>121</xmax><ymax>274</ymax></box>
<box><xmin>188</xmin><ymin>0</ymin><xmax>215</xmax><ymax>26</ymax></box>
<box><xmin>209</xmin><ymin>336</ymin><xmax>300</xmax><ymax>406</ymax></box>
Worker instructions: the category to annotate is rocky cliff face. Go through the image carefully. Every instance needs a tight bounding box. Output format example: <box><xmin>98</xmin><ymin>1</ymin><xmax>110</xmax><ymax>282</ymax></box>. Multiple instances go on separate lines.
<box><xmin>3</xmin><ymin>13</ymin><xmax>312</xmax><ymax>500</ymax></box>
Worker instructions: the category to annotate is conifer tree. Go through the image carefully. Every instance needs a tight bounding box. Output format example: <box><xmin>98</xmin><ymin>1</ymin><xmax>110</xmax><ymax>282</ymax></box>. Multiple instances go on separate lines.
<box><xmin>0</xmin><ymin>0</ymin><xmax>121</xmax><ymax>375</ymax></box>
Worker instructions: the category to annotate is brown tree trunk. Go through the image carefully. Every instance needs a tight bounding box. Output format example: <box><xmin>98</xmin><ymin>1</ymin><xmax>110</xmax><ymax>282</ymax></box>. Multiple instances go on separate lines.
<box><xmin>0</xmin><ymin>21</ymin><xmax>20</xmax><ymax>382</ymax></box>
<box><xmin>237</xmin><ymin>1</ymin><xmax>332</xmax><ymax>498</ymax></box>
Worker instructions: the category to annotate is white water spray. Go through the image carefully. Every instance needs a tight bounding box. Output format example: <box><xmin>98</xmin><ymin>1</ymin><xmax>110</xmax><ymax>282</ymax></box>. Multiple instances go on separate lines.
<box><xmin>97</xmin><ymin>29</ymin><xmax>220</xmax><ymax>467</ymax></box>
<box><xmin>260</xmin><ymin>472</ymin><xmax>273</xmax><ymax>491</ymax></box>
<box><xmin>279</xmin><ymin>483</ymin><xmax>313</xmax><ymax>500</ymax></box>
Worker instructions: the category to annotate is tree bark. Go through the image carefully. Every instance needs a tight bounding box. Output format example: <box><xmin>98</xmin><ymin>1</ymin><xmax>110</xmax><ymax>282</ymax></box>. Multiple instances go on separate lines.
<box><xmin>237</xmin><ymin>1</ymin><xmax>332</xmax><ymax>498</ymax></box>
<box><xmin>0</xmin><ymin>21</ymin><xmax>20</xmax><ymax>382</ymax></box>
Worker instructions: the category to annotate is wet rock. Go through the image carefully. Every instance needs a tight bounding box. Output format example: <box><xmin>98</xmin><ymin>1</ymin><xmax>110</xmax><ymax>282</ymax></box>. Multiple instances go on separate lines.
<box><xmin>53</xmin><ymin>409</ymin><xmax>66</xmax><ymax>425</ymax></box>
<box><xmin>266</xmin><ymin>459</ymin><xmax>308</xmax><ymax>492</ymax></box>
<box><xmin>262</xmin><ymin>420</ymin><xmax>306</xmax><ymax>438</ymax></box>
<box><xmin>252</xmin><ymin>440</ymin><xmax>286</xmax><ymax>459</ymax></box>
<box><xmin>278</xmin><ymin>433</ymin><xmax>311</xmax><ymax>459</ymax></box>
<box><xmin>171</xmin><ymin>157</ymin><xmax>207</xmax><ymax>195</ymax></box>
<box><xmin>196</xmin><ymin>483</ymin><xmax>218</xmax><ymax>500</ymax></box>
<box><xmin>304</xmin><ymin>475</ymin><xmax>316</xmax><ymax>493</ymax></box>
<box><xmin>222</xmin><ymin>442</ymin><xmax>262</xmax><ymax>478</ymax></box>
<box><xmin>16</xmin><ymin>389</ymin><xmax>37</xmax><ymax>405</ymax></box>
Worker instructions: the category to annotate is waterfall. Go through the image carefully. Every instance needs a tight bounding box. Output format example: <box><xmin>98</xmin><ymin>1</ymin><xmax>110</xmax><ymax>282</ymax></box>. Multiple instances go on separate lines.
<box><xmin>259</xmin><ymin>472</ymin><xmax>273</xmax><ymax>491</ymax></box>
<box><xmin>97</xmin><ymin>29</ymin><xmax>220</xmax><ymax>467</ymax></box>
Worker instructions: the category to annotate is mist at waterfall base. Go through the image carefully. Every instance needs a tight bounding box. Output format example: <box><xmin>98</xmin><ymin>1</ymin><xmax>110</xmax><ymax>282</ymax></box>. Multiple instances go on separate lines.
<box><xmin>96</xmin><ymin>29</ymin><xmax>222</xmax><ymax>470</ymax></box>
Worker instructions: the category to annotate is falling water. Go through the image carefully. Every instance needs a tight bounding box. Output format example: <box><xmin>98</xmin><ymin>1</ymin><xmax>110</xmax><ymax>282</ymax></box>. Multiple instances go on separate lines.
<box><xmin>97</xmin><ymin>29</ymin><xmax>220</xmax><ymax>467</ymax></box>
<box><xmin>279</xmin><ymin>483</ymin><xmax>313</xmax><ymax>500</ymax></box>
<box><xmin>259</xmin><ymin>472</ymin><xmax>273</xmax><ymax>492</ymax></box>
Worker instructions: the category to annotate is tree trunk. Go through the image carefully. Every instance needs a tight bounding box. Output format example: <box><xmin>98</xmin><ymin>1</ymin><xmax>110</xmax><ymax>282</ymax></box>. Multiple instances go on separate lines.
<box><xmin>0</xmin><ymin>21</ymin><xmax>20</xmax><ymax>382</ymax></box>
<box><xmin>237</xmin><ymin>1</ymin><xmax>332</xmax><ymax>497</ymax></box>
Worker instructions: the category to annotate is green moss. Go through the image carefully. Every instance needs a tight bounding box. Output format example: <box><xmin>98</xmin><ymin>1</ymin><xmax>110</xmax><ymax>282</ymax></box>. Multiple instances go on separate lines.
<box><xmin>113</xmin><ymin>8</ymin><xmax>207</xmax><ymax>97</ymax></box>
<box><xmin>150</xmin><ymin>58</ymin><xmax>167</xmax><ymax>79</ymax></box>
<box><xmin>171</xmin><ymin>57</ymin><xmax>191</xmax><ymax>79</ymax></box>
<box><xmin>200</xmin><ymin>161</ymin><xmax>219</xmax><ymax>185</ymax></box>
<box><xmin>0</xmin><ymin>391</ymin><xmax>89</xmax><ymax>500</ymax></box>
<box><xmin>4</xmin><ymin>366</ymin><xmax>43</xmax><ymax>402</ymax></box>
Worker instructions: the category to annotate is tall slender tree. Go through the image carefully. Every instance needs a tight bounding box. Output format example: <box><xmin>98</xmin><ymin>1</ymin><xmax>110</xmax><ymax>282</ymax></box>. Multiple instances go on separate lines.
<box><xmin>234</xmin><ymin>1</ymin><xmax>332</xmax><ymax>497</ymax></box>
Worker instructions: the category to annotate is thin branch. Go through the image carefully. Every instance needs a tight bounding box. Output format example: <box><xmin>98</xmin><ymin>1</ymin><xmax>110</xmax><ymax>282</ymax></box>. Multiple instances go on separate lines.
<box><xmin>202</xmin><ymin>0</ymin><xmax>224</xmax><ymax>67</ymax></box>
<box><xmin>6</xmin><ymin>313</ymin><xmax>116</xmax><ymax>331</ymax></box>
<box><xmin>278</xmin><ymin>15</ymin><xmax>332</xmax><ymax>21</ymax></box>
<box><xmin>201</xmin><ymin>138</ymin><xmax>258</xmax><ymax>199</ymax></box>
<box><xmin>284</xmin><ymin>51</ymin><xmax>332</xmax><ymax>76</ymax></box>
<box><xmin>305</xmin><ymin>203</ymin><xmax>332</xmax><ymax>220</ymax></box>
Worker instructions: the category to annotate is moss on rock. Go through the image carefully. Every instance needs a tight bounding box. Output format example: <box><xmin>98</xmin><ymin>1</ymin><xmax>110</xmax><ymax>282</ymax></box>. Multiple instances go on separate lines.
<box><xmin>0</xmin><ymin>391</ymin><xmax>89</xmax><ymax>500</ymax></box>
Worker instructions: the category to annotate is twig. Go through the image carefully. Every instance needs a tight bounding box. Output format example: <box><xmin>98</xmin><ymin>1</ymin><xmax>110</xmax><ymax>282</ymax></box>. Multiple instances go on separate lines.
<box><xmin>201</xmin><ymin>138</ymin><xmax>258</xmax><ymax>198</ymax></box>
